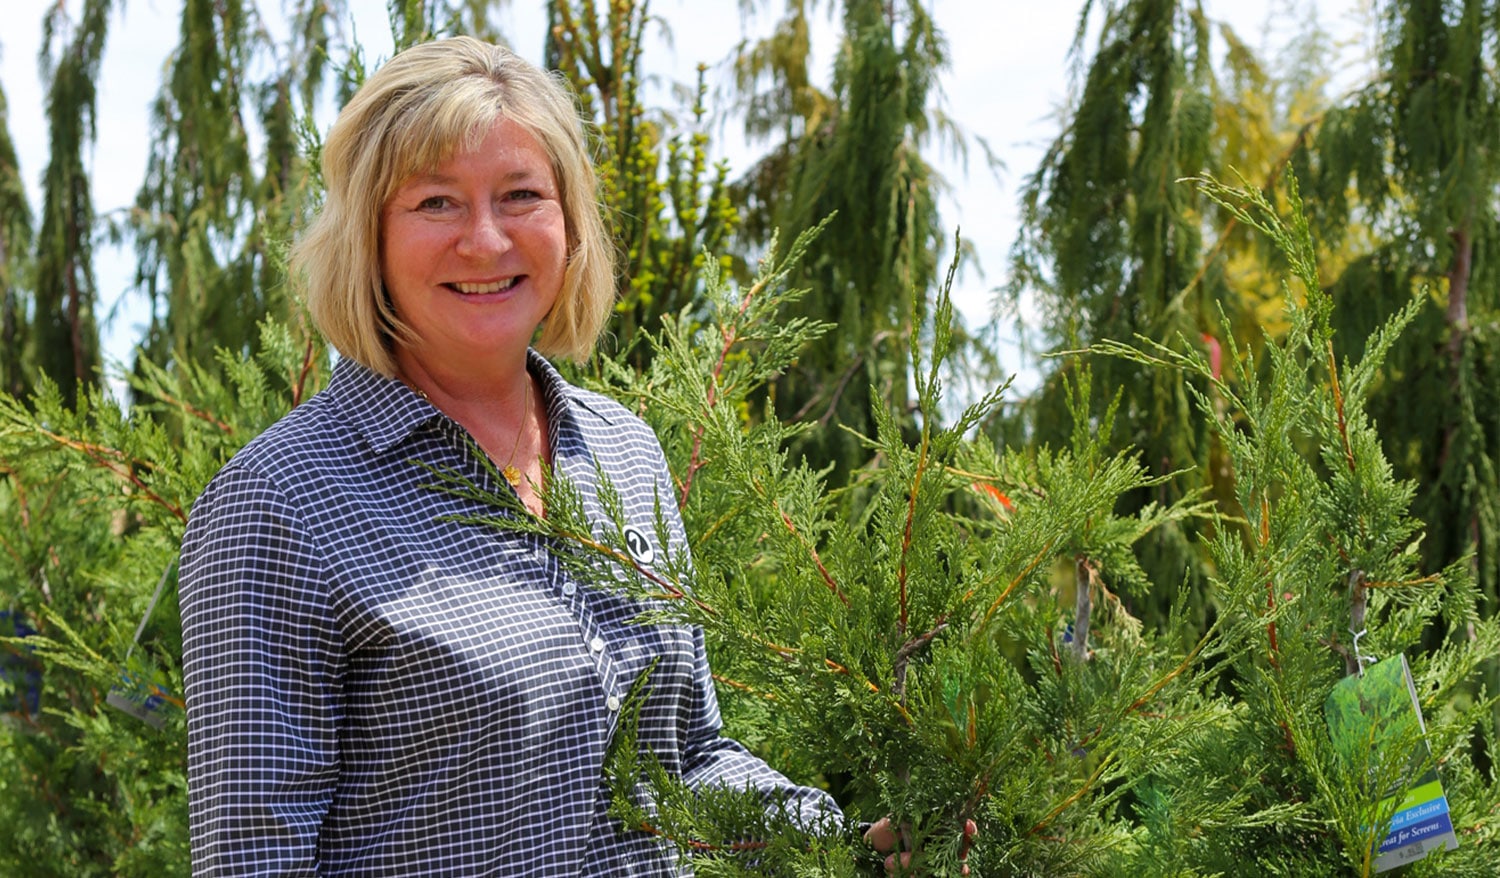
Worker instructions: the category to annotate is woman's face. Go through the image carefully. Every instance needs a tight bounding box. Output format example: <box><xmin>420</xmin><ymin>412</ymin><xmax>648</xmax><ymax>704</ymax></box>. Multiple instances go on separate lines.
<box><xmin>380</xmin><ymin>116</ymin><xmax>568</xmax><ymax>381</ymax></box>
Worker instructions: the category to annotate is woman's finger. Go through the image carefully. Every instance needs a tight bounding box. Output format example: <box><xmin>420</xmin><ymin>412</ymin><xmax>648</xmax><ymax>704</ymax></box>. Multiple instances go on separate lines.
<box><xmin>863</xmin><ymin>816</ymin><xmax>899</xmax><ymax>852</ymax></box>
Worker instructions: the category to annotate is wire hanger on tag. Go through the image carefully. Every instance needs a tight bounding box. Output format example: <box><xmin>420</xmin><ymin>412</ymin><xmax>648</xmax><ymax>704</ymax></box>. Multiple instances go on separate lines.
<box><xmin>1350</xmin><ymin>628</ymin><xmax>1377</xmax><ymax>677</ymax></box>
<box><xmin>124</xmin><ymin>561</ymin><xmax>177</xmax><ymax>663</ymax></box>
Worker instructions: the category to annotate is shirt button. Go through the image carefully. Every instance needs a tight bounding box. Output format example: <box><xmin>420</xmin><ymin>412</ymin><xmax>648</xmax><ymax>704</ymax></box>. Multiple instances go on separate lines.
<box><xmin>590</xmin><ymin>636</ymin><xmax>605</xmax><ymax>653</ymax></box>
<box><xmin>606</xmin><ymin>695</ymin><xmax>621</xmax><ymax>711</ymax></box>
<box><xmin>562</xmin><ymin>581</ymin><xmax>577</xmax><ymax>597</ymax></box>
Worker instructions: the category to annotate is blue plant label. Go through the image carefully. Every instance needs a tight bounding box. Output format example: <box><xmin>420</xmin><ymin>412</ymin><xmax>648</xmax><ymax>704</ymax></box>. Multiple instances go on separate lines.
<box><xmin>1324</xmin><ymin>653</ymin><xmax>1459</xmax><ymax>872</ymax></box>
<box><xmin>106</xmin><ymin>670</ymin><xmax>182</xmax><ymax>730</ymax></box>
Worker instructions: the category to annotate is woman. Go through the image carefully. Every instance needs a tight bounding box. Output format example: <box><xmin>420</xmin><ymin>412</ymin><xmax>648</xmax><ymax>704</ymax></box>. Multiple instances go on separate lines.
<box><xmin>179</xmin><ymin>36</ymin><xmax>840</xmax><ymax>876</ymax></box>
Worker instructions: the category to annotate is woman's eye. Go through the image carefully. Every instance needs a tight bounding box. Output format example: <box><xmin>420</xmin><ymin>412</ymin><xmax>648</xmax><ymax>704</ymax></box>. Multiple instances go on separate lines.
<box><xmin>417</xmin><ymin>195</ymin><xmax>451</xmax><ymax>210</ymax></box>
<box><xmin>506</xmin><ymin>189</ymin><xmax>540</xmax><ymax>202</ymax></box>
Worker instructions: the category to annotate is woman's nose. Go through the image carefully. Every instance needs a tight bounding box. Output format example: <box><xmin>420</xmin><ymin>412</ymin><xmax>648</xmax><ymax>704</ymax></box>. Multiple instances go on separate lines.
<box><xmin>456</xmin><ymin>209</ymin><xmax>511</xmax><ymax>258</ymax></box>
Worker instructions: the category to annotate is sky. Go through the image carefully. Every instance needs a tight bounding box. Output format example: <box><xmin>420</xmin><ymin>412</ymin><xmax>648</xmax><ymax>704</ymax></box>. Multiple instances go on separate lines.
<box><xmin>2</xmin><ymin>0</ymin><xmax>1366</xmax><ymax>395</ymax></box>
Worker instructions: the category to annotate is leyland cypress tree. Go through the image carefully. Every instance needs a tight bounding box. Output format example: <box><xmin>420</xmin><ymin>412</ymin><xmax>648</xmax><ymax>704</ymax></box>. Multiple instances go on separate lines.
<box><xmin>1006</xmin><ymin>0</ymin><xmax>1237</xmax><ymax>642</ymax></box>
<box><xmin>420</xmin><ymin>173</ymin><xmax>1500</xmax><ymax>875</ymax></box>
<box><xmin>1296</xmin><ymin>0</ymin><xmax>1500</xmax><ymax>609</ymax></box>
<box><xmin>0</xmin><ymin>324</ymin><xmax>325</xmax><ymax>877</ymax></box>
<box><xmin>1095</xmin><ymin>173</ymin><xmax>1500</xmax><ymax>877</ymax></box>
<box><xmin>1007</xmin><ymin>0</ymin><xmax>1433</xmax><ymax>639</ymax></box>
<box><xmin>730</xmin><ymin>0</ymin><xmax>951</xmax><ymax>485</ymax></box>
<box><xmin>130</xmin><ymin>0</ymin><xmax>336</xmax><ymax>382</ymax></box>
<box><xmin>0</xmin><ymin>71</ymin><xmax>31</xmax><ymax>401</ymax></box>
<box><xmin>428</xmin><ymin>229</ymin><xmax>1221</xmax><ymax>876</ymax></box>
<box><xmin>32</xmin><ymin>0</ymin><xmax>112</xmax><ymax>407</ymax></box>
<box><xmin>544</xmin><ymin>0</ymin><xmax>741</xmax><ymax>370</ymax></box>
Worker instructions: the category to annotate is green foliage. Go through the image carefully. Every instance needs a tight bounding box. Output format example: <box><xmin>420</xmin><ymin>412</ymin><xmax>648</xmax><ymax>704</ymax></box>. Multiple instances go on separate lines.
<box><xmin>731</xmin><ymin>0</ymin><xmax>961</xmax><ymax>485</ymax></box>
<box><xmin>385</xmin><ymin>0</ymin><xmax>511</xmax><ymax>50</ymax></box>
<box><xmin>0</xmin><ymin>321</ymin><xmax>326</xmax><ymax>877</ymax></box>
<box><xmin>412</xmin><ymin>173</ymin><xmax>1500</xmax><ymax>875</ymax></box>
<box><xmin>31</xmin><ymin>0</ymin><xmax>112</xmax><ymax>407</ymax></box>
<box><xmin>1095</xmin><ymin>172</ymin><xmax>1500</xmax><ymax>876</ymax></box>
<box><xmin>2</xmin><ymin>162</ymin><xmax>1497</xmax><ymax>878</ymax></box>
<box><xmin>1008</xmin><ymin>0</ymin><xmax>1229</xmax><ymax>634</ymax></box>
<box><xmin>1011</xmin><ymin>0</ymin><xmax>1500</xmax><ymax>650</ymax></box>
<box><xmin>1297</xmin><ymin>0</ymin><xmax>1500</xmax><ymax>607</ymax></box>
<box><xmin>429</xmin><ymin>228</ymin><xmax>1231</xmax><ymax>875</ymax></box>
<box><xmin>129</xmin><ymin>0</ymin><xmax>334</xmax><ymax>385</ymax></box>
<box><xmin>2</xmin><ymin>2</ymin><xmax>1498</xmax><ymax>874</ymax></box>
<box><xmin>0</xmin><ymin>74</ymin><xmax>31</xmax><ymax>401</ymax></box>
<box><xmin>545</xmin><ymin>0</ymin><xmax>742</xmax><ymax>371</ymax></box>
<box><xmin>601</xmin><ymin>659</ymin><xmax>865</xmax><ymax>878</ymax></box>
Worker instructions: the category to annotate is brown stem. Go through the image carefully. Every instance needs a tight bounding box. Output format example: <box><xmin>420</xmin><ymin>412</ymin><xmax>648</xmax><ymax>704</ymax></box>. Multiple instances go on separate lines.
<box><xmin>977</xmin><ymin>539</ymin><xmax>1057</xmax><ymax>632</ymax></box>
<box><xmin>813</xmin><ymin>354</ymin><xmax>864</xmax><ymax>428</ymax></box>
<box><xmin>1363</xmin><ymin>574</ymin><xmax>1440</xmax><ymax>589</ymax></box>
<box><xmin>1326</xmin><ymin>339</ymin><xmax>1355</xmax><ymax>475</ymax></box>
<box><xmin>154</xmin><ymin>390</ymin><xmax>234</xmax><ymax>434</ymax></box>
<box><xmin>1265</xmin><ymin>579</ymin><xmax>1280</xmax><ymax>667</ymax></box>
<box><xmin>1344</xmin><ymin>569</ymin><xmax>1368</xmax><ymax>678</ymax></box>
<box><xmin>37</xmin><ymin>430</ymin><xmax>185</xmax><ymax>523</ymax></box>
<box><xmin>711</xmin><ymin>673</ymin><xmax>776</xmax><ymax>700</ymax></box>
<box><xmin>1027</xmin><ymin>754</ymin><xmax>1115</xmax><ymax>836</ymax></box>
<box><xmin>1260</xmin><ymin>494</ymin><xmax>1279</xmax><ymax>667</ymax></box>
<box><xmin>678</xmin><ymin>273</ymin><xmax>766</xmax><ymax>507</ymax></box>
<box><xmin>1064</xmin><ymin>625</ymin><xmax>1214</xmax><ymax>762</ymax></box>
<box><xmin>822</xmin><ymin>657</ymin><xmax>879</xmax><ymax>693</ymax></box>
<box><xmin>562</xmin><ymin>530</ymin><xmax>718</xmax><ymax>617</ymax></box>
<box><xmin>897</xmin><ymin>432</ymin><xmax>931</xmax><ymax>639</ymax></box>
<box><xmin>1071</xmin><ymin>556</ymin><xmax>1094</xmax><ymax>662</ymax></box>
<box><xmin>893</xmin><ymin>616</ymin><xmax>950</xmax><ymax>701</ymax></box>
<box><xmin>894</xmin><ymin>619</ymin><xmax>948</xmax><ymax>667</ymax></box>
<box><xmin>1121</xmin><ymin>628</ymin><xmax>1212</xmax><ymax>719</ymax></box>
<box><xmin>292</xmin><ymin>334</ymin><xmax>318</xmax><ymax>407</ymax></box>
<box><xmin>1323</xmin><ymin>635</ymin><xmax>1353</xmax><ymax>668</ymax></box>
<box><xmin>1349</xmin><ymin>569</ymin><xmax>1367</xmax><ymax>633</ymax></box>
<box><xmin>776</xmin><ymin>508</ymin><xmax>848</xmax><ymax>608</ymax></box>
<box><xmin>754</xmin><ymin>639</ymin><xmax>881</xmax><ymax>696</ymax></box>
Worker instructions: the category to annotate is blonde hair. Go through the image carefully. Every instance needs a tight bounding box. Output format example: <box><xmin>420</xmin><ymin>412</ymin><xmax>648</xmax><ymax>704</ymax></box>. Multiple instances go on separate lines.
<box><xmin>292</xmin><ymin>36</ymin><xmax>615</xmax><ymax>373</ymax></box>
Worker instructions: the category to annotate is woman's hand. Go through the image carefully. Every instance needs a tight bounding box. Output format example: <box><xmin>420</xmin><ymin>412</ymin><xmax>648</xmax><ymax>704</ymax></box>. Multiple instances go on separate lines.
<box><xmin>863</xmin><ymin>816</ymin><xmax>978</xmax><ymax>876</ymax></box>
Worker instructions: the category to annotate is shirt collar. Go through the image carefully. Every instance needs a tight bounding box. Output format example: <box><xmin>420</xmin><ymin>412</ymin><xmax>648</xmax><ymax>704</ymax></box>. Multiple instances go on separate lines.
<box><xmin>327</xmin><ymin>350</ymin><xmax>602</xmax><ymax>455</ymax></box>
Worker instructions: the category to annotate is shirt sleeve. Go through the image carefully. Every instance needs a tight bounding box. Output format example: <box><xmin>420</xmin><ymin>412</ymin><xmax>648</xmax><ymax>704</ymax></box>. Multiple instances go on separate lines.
<box><xmin>179</xmin><ymin>466</ymin><xmax>344</xmax><ymax>876</ymax></box>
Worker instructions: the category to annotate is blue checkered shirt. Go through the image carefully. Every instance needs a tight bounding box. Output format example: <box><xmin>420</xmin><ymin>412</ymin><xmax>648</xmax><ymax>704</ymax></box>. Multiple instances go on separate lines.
<box><xmin>180</xmin><ymin>353</ymin><xmax>839</xmax><ymax>876</ymax></box>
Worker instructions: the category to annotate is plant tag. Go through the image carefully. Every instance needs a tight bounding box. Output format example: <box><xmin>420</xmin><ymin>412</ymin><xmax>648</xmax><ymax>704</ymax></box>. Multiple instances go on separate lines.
<box><xmin>1324</xmin><ymin>653</ymin><xmax>1458</xmax><ymax>872</ymax></box>
<box><xmin>106</xmin><ymin>671</ymin><xmax>182</xmax><ymax>730</ymax></box>
<box><xmin>108</xmin><ymin>562</ymin><xmax>183</xmax><ymax>729</ymax></box>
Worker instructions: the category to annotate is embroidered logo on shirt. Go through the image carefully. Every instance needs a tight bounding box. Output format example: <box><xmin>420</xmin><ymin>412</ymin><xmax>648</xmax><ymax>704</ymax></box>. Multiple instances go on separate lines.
<box><xmin>623</xmin><ymin>526</ymin><xmax>656</xmax><ymax>565</ymax></box>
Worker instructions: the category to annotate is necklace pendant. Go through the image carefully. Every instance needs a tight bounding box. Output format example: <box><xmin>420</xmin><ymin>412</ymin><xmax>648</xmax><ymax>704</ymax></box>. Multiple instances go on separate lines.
<box><xmin>502</xmin><ymin>464</ymin><xmax>523</xmax><ymax>489</ymax></box>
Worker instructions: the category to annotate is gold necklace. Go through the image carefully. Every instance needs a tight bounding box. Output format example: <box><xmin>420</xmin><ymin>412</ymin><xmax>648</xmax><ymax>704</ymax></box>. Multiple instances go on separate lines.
<box><xmin>407</xmin><ymin>374</ymin><xmax>533</xmax><ymax>492</ymax></box>
<box><xmin>501</xmin><ymin>376</ymin><xmax>532</xmax><ymax>491</ymax></box>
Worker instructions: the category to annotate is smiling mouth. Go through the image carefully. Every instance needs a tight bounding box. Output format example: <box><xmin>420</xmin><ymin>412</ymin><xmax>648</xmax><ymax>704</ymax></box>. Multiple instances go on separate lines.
<box><xmin>449</xmin><ymin>278</ymin><xmax>522</xmax><ymax>295</ymax></box>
